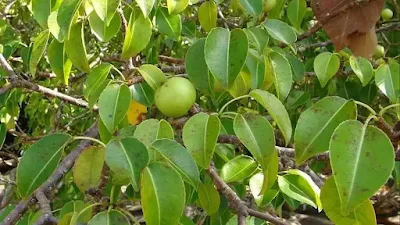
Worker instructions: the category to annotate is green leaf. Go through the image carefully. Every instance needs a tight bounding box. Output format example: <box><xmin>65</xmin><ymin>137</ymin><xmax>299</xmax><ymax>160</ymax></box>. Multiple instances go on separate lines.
<box><xmin>314</xmin><ymin>52</ymin><xmax>340</xmax><ymax>88</ymax></box>
<box><xmin>57</xmin><ymin>0</ymin><xmax>83</xmax><ymax>40</ymax></box>
<box><xmin>249</xmin><ymin>89</ymin><xmax>292</xmax><ymax>145</ymax></box>
<box><xmin>73</xmin><ymin>146</ymin><xmax>105</xmax><ymax>193</ymax></box>
<box><xmin>141</xmin><ymin>162</ymin><xmax>185</xmax><ymax>225</ymax></box>
<box><xmin>48</xmin><ymin>39</ymin><xmax>72</xmax><ymax>85</ymax></box>
<box><xmin>84</xmin><ymin>63</ymin><xmax>112</xmax><ymax>108</ymax></box>
<box><xmin>227</xmin><ymin>70</ymin><xmax>251</xmax><ymax>98</ymax></box>
<box><xmin>17</xmin><ymin>134</ymin><xmax>71</xmax><ymax>197</ymax></box>
<box><xmin>198</xmin><ymin>183</ymin><xmax>220</xmax><ymax>215</ymax></box>
<box><xmin>29</xmin><ymin>30</ymin><xmax>50</xmax><ymax>77</ymax></box>
<box><xmin>233</xmin><ymin>113</ymin><xmax>276</xmax><ymax>192</ymax></box>
<box><xmin>65</xmin><ymin>22</ymin><xmax>90</xmax><ymax>73</ymax></box>
<box><xmin>321</xmin><ymin>177</ymin><xmax>376</xmax><ymax>225</ymax></box>
<box><xmin>244</xmin><ymin>27</ymin><xmax>269</xmax><ymax>54</ymax></box>
<box><xmin>137</xmin><ymin>64</ymin><xmax>167</xmax><ymax>91</ymax></box>
<box><xmin>98</xmin><ymin>84</ymin><xmax>131</xmax><ymax>133</ymax></box>
<box><xmin>106</xmin><ymin>137</ymin><xmax>149</xmax><ymax>191</ymax></box>
<box><xmin>130</xmin><ymin>82</ymin><xmax>155</xmax><ymax>107</ymax></box>
<box><xmin>0</xmin><ymin>123</ymin><xmax>6</xmax><ymax>149</ymax></box>
<box><xmin>136</xmin><ymin>0</ymin><xmax>156</xmax><ymax>18</ymax></box>
<box><xmin>287</xmin><ymin>0</ymin><xmax>306</xmax><ymax>30</ymax></box>
<box><xmin>185</xmin><ymin>38</ymin><xmax>213</xmax><ymax>95</ymax></box>
<box><xmin>294</xmin><ymin>97</ymin><xmax>357</xmax><ymax>164</ymax></box>
<box><xmin>205</xmin><ymin>28</ymin><xmax>248</xmax><ymax>88</ymax></box>
<box><xmin>156</xmin><ymin>7</ymin><xmax>182</xmax><ymax>40</ymax></box>
<box><xmin>286</xmin><ymin>52</ymin><xmax>305</xmax><ymax>81</ymax></box>
<box><xmin>349</xmin><ymin>56</ymin><xmax>373</xmax><ymax>87</ymax></box>
<box><xmin>168</xmin><ymin>0</ymin><xmax>189</xmax><ymax>15</ymax></box>
<box><xmin>88</xmin><ymin>11</ymin><xmax>121</xmax><ymax>42</ymax></box>
<box><xmin>151</xmin><ymin>139</ymin><xmax>200</xmax><ymax>188</ymax></box>
<box><xmin>246</xmin><ymin>49</ymin><xmax>265</xmax><ymax>90</ymax></box>
<box><xmin>264</xmin><ymin>19</ymin><xmax>297</xmax><ymax>45</ymax></box>
<box><xmin>264</xmin><ymin>51</ymin><xmax>292</xmax><ymax>101</ymax></box>
<box><xmin>268</xmin><ymin>0</ymin><xmax>286</xmax><ymax>19</ymax></box>
<box><xmin>220</xmin><ymin>155</ymin><xmax>258</xmax><ymax>183</ymax></box>
<box><xmin>375</xmin><ymin>62</ymin><xmax>400</xmax><ymax>103</ymax></box>
<box><xmin>32</xmin><ymin>0</ymin><xmax>52</xmax><ymax>29</ymax></box>
<box><xmin>88</xmin><ymin>210</ymin><xmax>129</xmax><ymax>225</ymax></box>
<box><xmin>238</xmin><ymin>0</ymin><xmax>263</xmax><ymax>17</ymax></box>
<box><xmin>90</xmin><ymin>0</ymin><xmax>120</xmax><ymax>25</ymax></box>
<box><xmin>330</xmin><ymin>120</ymin><xmax>395</xmax><ymax>214</ymax></box>
<box><xmin>198</xmin><ymin>1</ymin><xmax>217</xmax><ymax>32</ymax></box>
<box><xmin>249</xmin><ymin>173</ymin><xmax>279</xmax><ymax>207</ymax></box>
<box><xmin>60</xmin><ymin>200</ymin><xmax>92</xmax><ymax>223</ymax></box>
<box><xmin>47</xmin><ymin>10</ymin><xmax>64</xmax><ymax>42</ymax></box>
<box><xmin>121</xmin><ymin>8</ymin><xmax>152</xmax><ymax>59</ymax></box>
<box><xmin>134</xmin><ymin>119</ymin><xmax>174</xmax><ymax>147</ymax></box>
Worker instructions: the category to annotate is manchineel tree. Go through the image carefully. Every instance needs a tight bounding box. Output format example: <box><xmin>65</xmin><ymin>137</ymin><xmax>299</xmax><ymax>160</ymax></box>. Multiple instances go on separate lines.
<box><xmin>0</xmin><ymin>0</ymin><xmax>399</xmax><ymax>225</ymax></box>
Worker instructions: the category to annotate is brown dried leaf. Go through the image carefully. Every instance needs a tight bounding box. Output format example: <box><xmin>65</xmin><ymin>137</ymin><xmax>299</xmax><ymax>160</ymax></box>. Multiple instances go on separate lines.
<box><xmin>311</xmin><ymin>0</ymin><xmax>384</xmax><ymax>58</ymax></box>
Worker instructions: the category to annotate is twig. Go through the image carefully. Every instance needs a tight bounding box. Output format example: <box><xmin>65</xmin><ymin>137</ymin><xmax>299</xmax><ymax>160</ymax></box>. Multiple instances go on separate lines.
<box><xmin>0</xmin><ymin>169</ymin><xmax>16</xmax><ymax>210</ymax></box>
<box><xmin>158</xmin><ymin>55</ymin><xmax>185</xmax><ymax>64</ymax></box>
<box><xmin>34</xmin><ymin>191</ymin><xmax>58</xmax><ymax>225</ymax></box>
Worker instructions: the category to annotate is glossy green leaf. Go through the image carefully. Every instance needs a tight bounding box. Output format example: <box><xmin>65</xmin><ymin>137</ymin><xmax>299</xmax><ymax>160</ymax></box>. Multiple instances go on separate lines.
<box><xmin>57</xmin><ymin>0</ymin><xmax>83</xmax><ymax>40</ymax></box>
<box><xmin>65</xmin><ymin>22</ymin><xmax>90</xmax><ymax>73</ymax></box>
<box><xmin>141</xmin><ymin>162</ymin><xmax>185</xmax><ymax>225</ymax></box>
<box><xmin>32</xmin><ymin>0</ymin><xmax>52</xmax><ymax>28</ymax></box>
<box><xmin>151</xmin><ymin>139</ymin><xmax>200</xmax><ymax>188</ymax></box>
<box><xmin>90</xmin><ymin>0</ymin><xmax>120</xmax><ymax>25</ymax></box>
<box><xmin>98</xmin><ymin>84</ymin><xmax>131</xmax><ymax>133</ymax></box>
<box><xmin>264</xmin><ymin>19</ymin><xmax>297</xmax><ymax>45</ymax></box>
<box><xmin>238</xmin><ymin>0</ymin><xmax>263</xmax><ymax>17</ymax></box>
<box><xmin>220</xmin><ymin>155</ymin><xmax>258</xmax><ymax>183</ymax></box>
<box><xmin>88</xmin><ymin>11</ymin><xmax>121</xmax><ymax>42</ymax></box>
<box><xmin>244</xmin><ymin>27</ymin><xmax>269</xmax><ymax>54</ymax></box>
<box><xmin>47</xmin><ymin>10</ymin><xmax>64</xmax><ymax>42</ymax></box>
<box><xmin>249</xmin><ymin>89</ymin><xmax>292</xmax><ymax>145</ymax></box>
<box><xmin>106</xmin><ymin>137</ymin><xmax>149</xmax><ymax>191</ymax></box>
<box><xmin>264</xmin><ymin>51</ymin><xmax>292</xmax><ymax>101</ymax></box>
<box><xmin>185</xmin><ymin>38</ymin><xmax>213</xmax><ymax>95</ymax></box>
<box><xmin>60</xmin><ymin>200</ymin><xmax>92</xmax><ymax>223</ymax></box>
<box><xmin>234</xmin><ymin>113</ymin><xmax>276</xmax><ymax>192</ymax></box>
<box><xmin>137</xmin><ymin>64</ymin><xmax>167</xmax><ymax>91</ymax></box>
<box><xmin>249</xmin><ymin>173</ymin><xmax>279</xmax><ymax>207</ymax></box>
<box><xmin>321</xmin><ymin>177</ymin><xmax>376</xmax><ymax>225</ymax></box>
<box><xmin>17</xmin><ymin>133</ymin><xmax>71</xmax><ymax>197</ymax></box>
<box><xmin>29</xmin><ymin>29</ymin><xmax>50</xmax><ymax>77</ymax></box>
<box><xmin>314</xmin><ymin>52</ymin><xmax>340</xmax><ymax>88</ymax></box>
<box><xmin>182</xmin><ymin>113</ymin><xmax>220</xmax><ymax>168</ymax></box>
<box><xmin>168</xmin><ymin>0</ymin><xmax>189</xmax><ymax>15</ymax></box>
<box><xmin>227</xmin><ymin>70</ymin><xmax>251</xmax><ymax>97</ymax></box>
<box><xmin>287</xmin><ymin>0</ymin><xmax>306</xmax><ymax>30</ymax></box>
<box><xmin>136</xmin><ymin>0</ymin><xmax>156</xmax><ymax>18</ymax></box>
<box><xmin>226</xmin><ymin>216</ymin><xmax>267</xmax><ymax>225</ymax></box>
<box><xmin>198</xmin><ymin>183</ymin><xmax>220</xmax><ymax>215</ymax></box>
<box><xmin>84</xmin><ymin>63</ymin><xmax>112</xmax><ymax>108</ymax></box>
<box><xmin>294</xmin><ymin>97</ymin><xmax>357</xmax><ymax>164</ymax></box>
<box><xmin>330</xmin><ymin>120</ymin><xmax>395</xmax><ymax>214</ymax></box>
<box><xmin>286</xmin><ymin>52</ymin><xmax>305</xmax><ymax>81</ymax></box>
<box><xmin>134</xmin><ymin>119</ymin><xmax>174</xmax><ymax>147</ymax></box>
<box><xmin>73</xmin><ymin>146</ymin><xmax>105</xmax><ymax>193</ymax></box>
<box><xmin>130</xmin><ymin>82</ymin><xmax>155</xmax><ymax>107</ymax></box>
<box><xmin>48</xmin><ymin>39</ymin><xmax>72</xmax><ymax>85</ymax></box>
<box><xmin>246</xmin><ymin>49</ymin><xmax>265</xmax><ymax>90</ymax></box>
<box><xmin>156</xmin><ymin>7</ymin><xmax>182</xmax><ymax>40</ymax></box>
<box><xmin>198</xmin><ymin>1</ymin><xmax>217</xmax><ymax>32</ymax></box>
<box><xmin>0</xmin><ymin>123</ymin><xmax>6</xmax><ymax>149</ymax></box>
<box><xmin>349</xmin><ymin>56</ymin><xmax>373</xmax><ymax>87</ymax></box>
<box><xmin>87</xmin><ymin>210</ymin><xmax>129</xmax><ymax>225</ymax></box>
<box><xmin>121</xmin><ymin>8</ymin><xmax>152</xmax><ymax>59</ymax></box>
<box><xmin>375</xmin><ymin>62</ymin><xmax>400</xmax><ymax>103</ymax></box>
<box><xmin>58</xmin><ymin>213</ymin><xmax>74</xmax><ymax>225</ymax></box>
<box><xmin>205</xmin><ymin>28</ymin><xmax>248</xmax><ymax>88</ymax></box>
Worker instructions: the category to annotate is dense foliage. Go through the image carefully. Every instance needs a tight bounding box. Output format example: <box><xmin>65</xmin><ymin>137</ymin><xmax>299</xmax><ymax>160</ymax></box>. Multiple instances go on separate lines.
<box><xmin>0</xmin><ymin>0</ymin><xmax>399</xmax><ymax>225</ymax></box>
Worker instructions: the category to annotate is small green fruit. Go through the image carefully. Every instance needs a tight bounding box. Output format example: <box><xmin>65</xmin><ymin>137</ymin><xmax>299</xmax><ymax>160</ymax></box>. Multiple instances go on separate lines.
<box><xmin>373</xmin><ymin>45</ymin><xmax>385</xmax><ymax>58</ymax></box>
<box><xmin>381</xmin><ymin>8</ymin><xmax>393</xmax><ymax>21</ymax></box>
<box><xmin>263</xmin><ymin>0</ymin><xmax>277</xmax><ymax>13</ymax></box>
<box><xmin>375</xmin><ymin>58</ymin><xmax>386</xmax><ymax>66</ymax></box>
<box><xmin>155</xmin><ymin>77</ymin><xmax>196</xmax><ymax>118</ymax></box>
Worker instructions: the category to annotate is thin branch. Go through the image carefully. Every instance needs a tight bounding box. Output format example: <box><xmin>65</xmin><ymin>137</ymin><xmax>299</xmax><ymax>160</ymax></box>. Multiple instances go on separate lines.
<box><xmin>34</xmin><ymin>191</ymin><xmax>58</xmax><ymax>225</ymax></box>
<box><xmin>158</xmin><ymin>55</ymin><xmax>185</xmax><ymax>64</ymax></box>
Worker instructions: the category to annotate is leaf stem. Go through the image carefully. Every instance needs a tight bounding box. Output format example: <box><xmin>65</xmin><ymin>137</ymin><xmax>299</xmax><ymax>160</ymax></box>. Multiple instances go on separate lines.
<box><xmin>218</xmin><ymin>95</ymin><xmax>249</xmax><ymax>116</ymax></box>
<box><xmin>379</xmin><ymin>103</ymin><xmax>400</xmax><ymax>117</ymax></box>
<box><xmin>365</xmin><ymin>114</ymin><xmax>378</xmax><ymax>125</ymax></box>
<box><xmin>355</xmin><ymin>101</ymin><xmax>377</xmax><ymax>116</ymax></box>
<box><xmin>73</xmin><ymin>136</ymin><xmax>106</xmax><ymax>148</ymax></box>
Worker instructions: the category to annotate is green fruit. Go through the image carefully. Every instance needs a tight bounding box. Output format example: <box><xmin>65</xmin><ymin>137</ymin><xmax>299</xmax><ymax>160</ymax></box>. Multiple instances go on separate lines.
<box><xmin>263</xmin><ymin>0</ymin><xmax>277</xmax><ymax>13</ymax></box>
<box><xmin>155</xmin><ymin>77</ymin><xmax>196</xmax><ymax>118</ymax></box>
<box><xmin>381</xmin><ymin>8</ymin><xmax>393</xmax><ymax>21</ymax></box>
<box><xmin>373</xmin><ymin>45</ymin><xmax>385</xmax><ymax>58</ymax></box>
<box><xmin>375</xmin><ymin>58</ymin><xmax>386</xmax><ymax>66</ymax></box>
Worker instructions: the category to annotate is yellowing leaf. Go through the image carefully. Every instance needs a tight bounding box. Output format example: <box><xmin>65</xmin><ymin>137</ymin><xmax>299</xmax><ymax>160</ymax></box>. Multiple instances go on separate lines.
<box><xmin>127</xmin><ymin>99</ymin><xmax>147</xmax><ymax>125</ymax></box>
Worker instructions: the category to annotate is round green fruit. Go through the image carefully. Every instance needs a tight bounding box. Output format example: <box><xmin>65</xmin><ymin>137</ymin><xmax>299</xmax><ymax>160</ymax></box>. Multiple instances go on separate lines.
<box><xmin>155</xmin><ymin>77</ymin><xmax>196</xmax><ymax>118</ymax></box>
<box><xmin>373</xmin><ymin>45</ymin><xmax>385</xmax><ymax>58</ymax></box>
<box><xmin>263</xmin><ymin>0</ymin><xmax>277</xmax><ymax>13</ymax></box>
<box><xmin>381</xmin><ymin>8</ymin><xmax>393</xmax><ymax>21</ymax></box>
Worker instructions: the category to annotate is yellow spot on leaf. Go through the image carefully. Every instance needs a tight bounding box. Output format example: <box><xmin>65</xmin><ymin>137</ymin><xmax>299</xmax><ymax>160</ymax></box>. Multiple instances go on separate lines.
<box><xmin>127</xmin><ymin>100</ymin><xmax>147</xmax><ymax>125</ymax></box>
